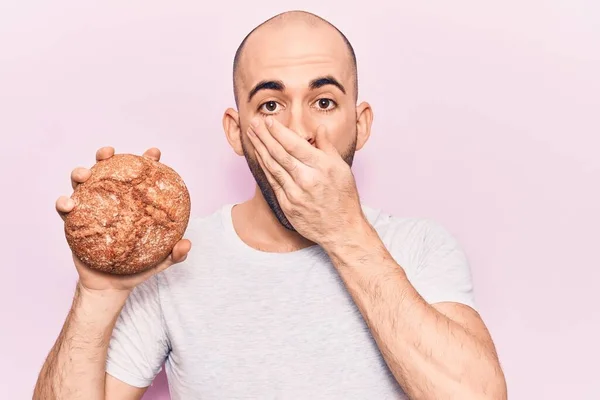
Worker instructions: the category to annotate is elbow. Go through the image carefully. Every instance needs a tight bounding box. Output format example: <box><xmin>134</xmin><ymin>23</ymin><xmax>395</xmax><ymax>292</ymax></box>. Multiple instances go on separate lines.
<box><xmin>488</xmin><ymin>375</ymin><xmax>508</xmax><ymax>400</ymax></box>
<box><xmin>448</xmin><ymin>356</ymin><xmax>507</xmax><ymax>400</ymax></box>
<box><xmin>471</xmin><ymin>349</ymin><xmax>508</xmax><ymax>400</ymax></box>
<box><xmin>456</xmin><ymin>384</ymin><xmax>507</xmax><ymax>400</ymax></box>
<box><xmin>487</xmin><ymin>359</ymin><xmax>508</xmax><ymax>400</ymax></box>
<box><xmin>463</xmin><ymin>367</ymin><xmax>508</xmax><ymax>400</ymax></box>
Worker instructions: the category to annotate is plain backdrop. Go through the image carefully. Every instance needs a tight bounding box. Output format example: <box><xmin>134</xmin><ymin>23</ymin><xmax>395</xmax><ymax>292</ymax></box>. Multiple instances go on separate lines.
<box><xmin>1</xmin><ymin>0</ymin><xmax>598</xmax><ymax>399</ymax></box>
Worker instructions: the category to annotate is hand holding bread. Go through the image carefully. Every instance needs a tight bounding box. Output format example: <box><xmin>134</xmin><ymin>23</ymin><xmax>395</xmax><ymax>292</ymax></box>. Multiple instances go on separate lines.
<box><xmin>55</xmin><ymin>146</ymin><xmax>192</xmax><ymax>292</ymax></box>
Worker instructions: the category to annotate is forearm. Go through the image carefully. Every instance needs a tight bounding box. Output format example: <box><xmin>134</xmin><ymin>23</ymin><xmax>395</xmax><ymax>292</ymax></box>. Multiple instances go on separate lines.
<box><xmin>33</xmin><ymin>283</ymin><xmax>129</xmax><ymax>400</ymax></box>
<box><xmin>324</xmin><ymin>223</ymin><xmax>504</xmax><ymax>399</ymax></box>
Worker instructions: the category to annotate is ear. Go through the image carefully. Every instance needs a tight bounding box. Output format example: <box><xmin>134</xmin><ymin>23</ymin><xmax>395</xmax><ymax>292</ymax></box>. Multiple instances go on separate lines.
<box><xmin>222</xmin><ymin>108</ymin><xmax>243</xmax><ymax>156</ymax></box>
<box><xmin>355</xmin><ymin>101</ymin><xmax>373</xmax><ymax>151</ymax></box>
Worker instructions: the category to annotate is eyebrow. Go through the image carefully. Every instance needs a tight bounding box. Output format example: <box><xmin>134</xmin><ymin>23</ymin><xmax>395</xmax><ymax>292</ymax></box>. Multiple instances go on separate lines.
<box><xmin>247</xmin><ymin>75</ymin><xmax>346</xmax><ymax>103</ymax></box>
<box><xmin>309</xmin><ymin>76</ymin><xmax>346</xmax><ymax>95</ymax></box>
<box><xmin>247</xmin><ymin>80</ymin><xmax>285</xmax><ymax>103</ymax></box>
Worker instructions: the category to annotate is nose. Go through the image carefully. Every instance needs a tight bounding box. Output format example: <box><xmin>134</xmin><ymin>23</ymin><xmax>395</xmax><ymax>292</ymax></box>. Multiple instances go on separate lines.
<box><xmin>286</xmin><ymin>108</ymin><xmax>316</xmax><ymax>146</ymax></box>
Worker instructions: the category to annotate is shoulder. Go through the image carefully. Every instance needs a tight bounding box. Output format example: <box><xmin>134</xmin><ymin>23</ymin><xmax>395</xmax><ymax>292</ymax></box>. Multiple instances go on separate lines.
<box><xmin>363</xmin><ymin>204</ymin><xmax>460</xmax><ymax>250</ymax></box>
<box><xmin>363</xmin><ymin>204</ymin><xmax>476</xmax><ymax>308</ymax></box>
<box><xmin>362</xmin><ymin>205</ymin><xmax>468</xmax><ymax>275</ymax></box>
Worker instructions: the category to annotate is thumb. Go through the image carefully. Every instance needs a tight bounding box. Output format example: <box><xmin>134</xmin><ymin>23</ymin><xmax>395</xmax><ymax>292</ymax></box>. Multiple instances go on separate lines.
<box><xmin>314</xmin><ymin>125</ymin><xmax>337</xmax><ymax>155</ymax></box>
<box><xmin>143</xmin><ymin>239</ymin><xmax>192</xmax><ymax>278</ymax></box>
<box><xmin>170</xmin><ymin>239</ymin><xmax>192</xmax><ymax>263</ymax></box>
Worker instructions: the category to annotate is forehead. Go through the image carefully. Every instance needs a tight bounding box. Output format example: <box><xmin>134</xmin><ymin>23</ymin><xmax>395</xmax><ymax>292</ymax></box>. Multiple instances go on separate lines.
<box><xmin>238</xmin><ymin>23</ymin><xmax>353</xmax><ymax>94</ymax></box>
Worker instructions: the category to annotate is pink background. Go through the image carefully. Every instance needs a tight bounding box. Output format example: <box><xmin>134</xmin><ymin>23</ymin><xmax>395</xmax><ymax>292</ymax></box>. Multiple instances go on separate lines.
<box><xmin>1</xmin><ymin>1</ymin><xmax>599</xmax><ymax>399</ymax></box>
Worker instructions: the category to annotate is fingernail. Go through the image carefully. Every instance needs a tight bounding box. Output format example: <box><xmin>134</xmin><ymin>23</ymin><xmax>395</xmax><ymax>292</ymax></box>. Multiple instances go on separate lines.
<box><xmin>250</xmin><ymin>117</ymin><xmax>259</xmax><ymax>129</ymax></box>
<box><xmin>265</xmin><ymin>116</ymin><xmax>273</xmax><ymax>127</ymax></box>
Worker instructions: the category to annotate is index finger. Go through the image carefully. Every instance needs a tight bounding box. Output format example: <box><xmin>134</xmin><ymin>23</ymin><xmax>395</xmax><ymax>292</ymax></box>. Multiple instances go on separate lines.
<box><xmin>143</xmin><ymin>147</ymin><xmax>161</xmax><ymax>162</ymax></box>
<box><xmin>96</xmin><ymin>146</ymin><xmax>115</xmax><ymax>162</ymax></box>
<box><xmin>264</xmin><ymin>116</ymin><xmax>321</xmax><ymax>167</ymax></box>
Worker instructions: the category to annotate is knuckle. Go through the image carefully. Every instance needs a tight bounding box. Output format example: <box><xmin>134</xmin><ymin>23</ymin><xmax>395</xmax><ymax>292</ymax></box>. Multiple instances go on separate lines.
<box><xmin>289</xmin><ymin>142</ymin><xmax>300</xmax><ymax>155</ymax></box>
<box><xmin>297</xmin><ymin>174</ymin><xmax>314</xmax><ymax>189</ymax></box>
<box><xmin>288</xmin><ymin>205</ymin><xmax>302</xmax><ymax>218</ymax></box>
<box><xmin>295</xmin><ymin>175</ymin><xmax>306</xmax><ymax>188</ymax></box>
<box><xmin>286</xmin><ymin>156</ymin><xmax>297</xmax><ymax>171</ymax></box>
<box><xmin>323</xmin><ymin>161</ymin><xmax>335</xmax><ymax>173</ymax></box>
<box><xmin>265</xmin><ymin>159</ymin><xmax>277</xmax><ymax>171</ymax></box>
<box><xmin>286</xmin><ymin>187</ymin><xmax>302</xmax><ymax>203</ymax></box>
<box><xmin>273</xmin><ymin>171</ymin><xmax>286</xmax><ymax>186</ymax></box>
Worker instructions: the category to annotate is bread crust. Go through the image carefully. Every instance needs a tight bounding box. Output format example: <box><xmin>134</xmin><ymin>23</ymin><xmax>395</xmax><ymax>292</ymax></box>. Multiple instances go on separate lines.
<box><xmin>64</xmin><ymin>154</ymin><xmax>191</xmax><ymax>275</ymax></box>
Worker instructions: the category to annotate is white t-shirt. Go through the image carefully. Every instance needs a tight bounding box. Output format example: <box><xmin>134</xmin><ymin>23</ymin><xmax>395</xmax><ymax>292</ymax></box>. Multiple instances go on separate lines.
<box><xmin>106</xmin><ymin>204</ymin><xmax>476</xmax><ymax>399</ymax></box>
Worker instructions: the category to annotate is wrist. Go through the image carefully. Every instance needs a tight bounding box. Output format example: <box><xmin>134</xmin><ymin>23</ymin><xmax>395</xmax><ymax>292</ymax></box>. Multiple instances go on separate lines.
<box><xmin>76</xmin><ymin>281</ymin><xmax>132</xmax><ymax>300</ymax></box>
<box><xmin>72</xmin><ymin>282</ymin><xmax>130</xmax><ymax>323</ymax></box>
<box><xmin>322</xmin><ymin>217</ymin><xmax>383</xmax><ymax>260</ymax></box>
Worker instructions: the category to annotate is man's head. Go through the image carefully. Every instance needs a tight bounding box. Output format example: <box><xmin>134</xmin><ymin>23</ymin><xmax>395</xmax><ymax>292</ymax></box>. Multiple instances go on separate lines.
<box><xmin>223</xmin><ymin>10</ymin><xmax>373</xmax><ymax>231</ymax></box>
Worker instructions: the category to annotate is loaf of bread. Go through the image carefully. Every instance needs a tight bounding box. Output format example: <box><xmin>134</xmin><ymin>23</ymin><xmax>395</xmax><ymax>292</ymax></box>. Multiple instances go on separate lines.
<box><xmin>64</xmin><ymin>154</ymin><xmax>191</xmax><ymax>275</ymax></box>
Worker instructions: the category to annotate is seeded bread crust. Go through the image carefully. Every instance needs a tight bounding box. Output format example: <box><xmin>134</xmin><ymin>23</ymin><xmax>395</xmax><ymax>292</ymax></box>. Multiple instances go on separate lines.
<box><xmin>64</xmin><ymin>154</ymin><xmax>191</xmax><ymax>275</ymax></box>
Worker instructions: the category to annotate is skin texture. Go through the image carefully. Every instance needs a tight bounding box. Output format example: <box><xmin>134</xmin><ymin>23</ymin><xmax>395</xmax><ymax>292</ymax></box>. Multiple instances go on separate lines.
<box><xmin>65</xmin><ymin>154</ymin><xmax>191</xmax><ymax>275</ymax></box>
<box><xmin>34</xmin><ymin>10</ymin><xmax>507</xmax><ymax>400</ymax></box>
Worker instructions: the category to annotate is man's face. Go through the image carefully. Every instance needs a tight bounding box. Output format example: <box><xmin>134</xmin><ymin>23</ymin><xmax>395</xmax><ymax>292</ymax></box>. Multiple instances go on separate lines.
<box><xmin>232</xmin><ymin>22</ymin><xmax>364</xmax><ymax>231</ymax></box>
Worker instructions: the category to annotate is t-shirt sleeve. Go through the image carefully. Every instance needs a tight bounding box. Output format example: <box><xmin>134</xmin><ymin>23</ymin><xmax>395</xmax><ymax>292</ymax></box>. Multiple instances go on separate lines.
<box><xmin>105</xmin><ymin>275</ymin><xmax>170</xmax><ymax>388</ymax></box>
<box><xmin>397</xmin><ymin>219</ymin><xmax>477</xmax><ymax>310</ymax></box>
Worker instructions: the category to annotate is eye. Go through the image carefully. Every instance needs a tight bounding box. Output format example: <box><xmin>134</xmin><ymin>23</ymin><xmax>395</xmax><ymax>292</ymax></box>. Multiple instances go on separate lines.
<box><xmin>259</xmin><ymin>101</ymin><xmax>283</xmax><ymax>114</ymax></box>
<box><xmin>314</xmin><ymin>98</ymin><xmax>337</xmax><ymax>111</ymax></box>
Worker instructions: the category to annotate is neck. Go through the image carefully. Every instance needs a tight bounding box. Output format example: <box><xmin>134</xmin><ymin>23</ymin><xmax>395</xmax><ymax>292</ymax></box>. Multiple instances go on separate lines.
<box><xmin>231</xmin><ymin>186</ymin><xmax>315</xmax><ymax>253</ymax></box>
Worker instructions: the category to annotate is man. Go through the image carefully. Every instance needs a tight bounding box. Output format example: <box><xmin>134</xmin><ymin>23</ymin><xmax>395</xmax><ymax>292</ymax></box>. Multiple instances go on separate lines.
<box><xmin>34</xmin><ymin>10</ymin><xmax>507</xmax><ymax>400</ymax></box>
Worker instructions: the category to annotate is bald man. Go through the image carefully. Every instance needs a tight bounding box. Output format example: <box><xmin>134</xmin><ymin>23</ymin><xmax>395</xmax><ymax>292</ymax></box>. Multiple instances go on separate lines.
<box><xmin>34</xmin><ymin>11</ymin><xmax>507</xmax><ymax>400</ymax></box>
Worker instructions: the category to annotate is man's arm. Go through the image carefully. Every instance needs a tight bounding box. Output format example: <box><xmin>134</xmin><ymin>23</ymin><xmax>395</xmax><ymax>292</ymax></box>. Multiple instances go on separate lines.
<box><xmin>244</xmin><ymin>116</ymin><xmax>506</xmax><ymax>397</ymax></box>
<box><xmin>324</xmin><ymin>221</ymin><xmax>507</xmax><ymax>400</ymax></box>
<box><xmin>35</xmin><ymin>146</ymin><xmax>189</xmax><ymax>400</ymax></box>
<box><xmin>33</xmin><ymin>284</ymin><xmax>147</xmax><ymax>400</ymax></box>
